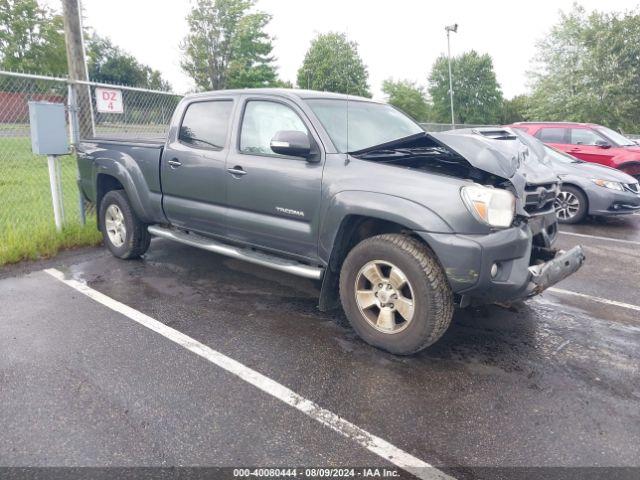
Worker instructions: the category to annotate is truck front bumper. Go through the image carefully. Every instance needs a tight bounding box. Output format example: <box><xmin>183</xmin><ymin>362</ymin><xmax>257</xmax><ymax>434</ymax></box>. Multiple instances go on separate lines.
<box><xmin>525</xmin><ymin>246</ymin><xmax>585</xmax><ymax>296</ymax></box>
<box><xmin>418</xmin><ymin>222</ymin><xmax>585</xmax><ymax>306</ymax></box>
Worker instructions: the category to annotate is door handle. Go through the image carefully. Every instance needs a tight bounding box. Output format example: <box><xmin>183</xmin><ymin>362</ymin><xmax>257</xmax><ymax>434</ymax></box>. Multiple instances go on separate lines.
<box><xmin>167</xmin><ymin>158</ymin><xmax>182</xmax><ymax>168</ymax></box>
<box><xmin>227</xmin><ymin>166</ymin><xmax>247</xmax><ymax>177</ymax></box>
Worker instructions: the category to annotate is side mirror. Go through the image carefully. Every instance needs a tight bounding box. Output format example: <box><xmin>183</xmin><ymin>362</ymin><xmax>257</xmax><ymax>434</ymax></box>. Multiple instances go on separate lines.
<box><xmin>595</xmin><ymin>140</ymin><xmax>611</xmax><ymax>149</ymax></box>
<box><xmin>270</xmin><ymin>130</ymin><xmax>311</xmax><ymax>158</ymax></box>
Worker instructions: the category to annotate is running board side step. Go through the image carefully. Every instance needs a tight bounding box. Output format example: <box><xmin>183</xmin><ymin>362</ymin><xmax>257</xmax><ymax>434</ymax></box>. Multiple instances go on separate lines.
<box><xmin>147</xmin><ymin>225</ymin><xmax>324</xmax><ymax>280</ymax></box>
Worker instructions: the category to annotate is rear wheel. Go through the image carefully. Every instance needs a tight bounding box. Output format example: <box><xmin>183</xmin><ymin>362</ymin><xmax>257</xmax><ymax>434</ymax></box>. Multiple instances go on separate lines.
<box><xmin>99</xmin><ymin>190</ymin><xmax>150</xmax><ymax>259</ymax></box>
<box><xmin>339</xmin><ymin>234</ymin><xmax>453</xmax><ymax>355</ymax></box>
<box><xmin>555</xmin><ymin>186</ymin><xmax>588</xmax><ymax>224</ymax></box>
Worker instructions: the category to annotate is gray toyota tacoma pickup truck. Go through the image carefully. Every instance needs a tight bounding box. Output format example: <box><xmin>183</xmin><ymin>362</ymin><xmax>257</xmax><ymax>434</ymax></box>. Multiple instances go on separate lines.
<box><xmin>77</xmin><ymin>89</ymin><xmax>585</xmax><ymax>355</ymax></box>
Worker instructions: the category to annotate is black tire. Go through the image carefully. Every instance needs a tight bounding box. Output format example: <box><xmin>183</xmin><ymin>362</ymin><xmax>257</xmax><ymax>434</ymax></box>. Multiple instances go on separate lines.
<box><xmin>99</xmin><ymin>189</ymin><xmax>150</xmax><ymax>259</ymax></box>
<box><xmin>339</xmin><ymin>234</ymin><xmax>453</xmax><ymax>355</ymax></box>
<box><xmin>555</xmin><ymin>185</ymin><xmax>588</xmax><ymax>224</ymax></box>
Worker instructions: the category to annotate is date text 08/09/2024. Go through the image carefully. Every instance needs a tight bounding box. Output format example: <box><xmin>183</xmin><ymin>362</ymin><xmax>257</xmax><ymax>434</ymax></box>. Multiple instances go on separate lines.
<box><xmin>233</xmin><ymin>468</ymin><xmax>401</xmax><ymax>477</ymax></box>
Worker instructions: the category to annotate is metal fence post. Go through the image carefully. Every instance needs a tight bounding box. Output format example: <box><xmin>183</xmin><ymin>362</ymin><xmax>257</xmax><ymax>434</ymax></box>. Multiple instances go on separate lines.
<box><xmin>67</xmin><ymin>83</ymin><xmax>86</xmax><ymax>225</ymax></box>
<box><xmin>47</xmin><ymin>155</ymin><xmax>64</xmax><ymax>232</ymax></box>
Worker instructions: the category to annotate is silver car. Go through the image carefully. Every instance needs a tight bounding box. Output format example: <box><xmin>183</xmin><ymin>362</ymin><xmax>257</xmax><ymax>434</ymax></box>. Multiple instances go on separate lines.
<box><xmin>545</xmin><ymin>145</ymin><xmax>640</xmax><ymax>223</ymax></box>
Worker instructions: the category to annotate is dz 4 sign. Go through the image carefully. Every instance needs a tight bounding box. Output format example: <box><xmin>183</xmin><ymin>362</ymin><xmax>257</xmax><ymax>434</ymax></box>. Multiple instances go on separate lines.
<box><xmin>95</xmin><ymin>87</ymin><xmax>124</xmax><ymax>113</ymax></box>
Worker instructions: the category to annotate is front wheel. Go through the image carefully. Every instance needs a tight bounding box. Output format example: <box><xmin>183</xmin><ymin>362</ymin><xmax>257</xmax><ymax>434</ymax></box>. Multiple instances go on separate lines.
<box><xmin>99</xmin><ymin>189</ymin><xmax>151</xmax><ymax>259</ymax></box>
<box><xmin>339</xmin><ymin>234</ymin><xmax>453</xmax><ymax>355</ymax></box>
<box><xmin>555</xmin><ymin>186</ymin><xmax>588</xmax><ymax>224</ymax></box>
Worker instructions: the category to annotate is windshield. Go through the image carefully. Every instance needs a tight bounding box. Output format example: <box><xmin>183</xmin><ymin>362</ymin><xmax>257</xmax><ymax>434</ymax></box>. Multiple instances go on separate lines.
<box><xmin>596</xmin><ymin>126</ymin><xmax>636</xmax><ymax>146</ymax></box>
<box><xmin>544</xmin><ymin>145</ymin><xmax>581</xmax><ymax>164</ymax></box>
<box><xmin>305</xmin><ymin>99</ymin><xmax>424</xmax><ymax>153</ymax></box>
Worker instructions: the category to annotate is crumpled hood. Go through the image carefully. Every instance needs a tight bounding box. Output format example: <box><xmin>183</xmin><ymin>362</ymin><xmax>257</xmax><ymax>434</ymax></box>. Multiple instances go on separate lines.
<box><xmin>431</xmin><ymin>130</ymin><xmax>560</xmax><ymax>198</ymax></box>
<box><xmin>348</xmin><ymin>130</ymin><xmax>561</xmax><ymax>216</ymax></box>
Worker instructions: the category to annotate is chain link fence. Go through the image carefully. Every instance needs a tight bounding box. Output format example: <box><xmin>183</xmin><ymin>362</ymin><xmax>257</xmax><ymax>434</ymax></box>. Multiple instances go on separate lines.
<box><xmin>0</xmin><ymin>70</ymin><xmax>182</xmax><ymax>265</ymax></box>
<box><xmin>77</xmin><ymin>81</ymin><xmax>181</xmax><ymax>139</ymax></box>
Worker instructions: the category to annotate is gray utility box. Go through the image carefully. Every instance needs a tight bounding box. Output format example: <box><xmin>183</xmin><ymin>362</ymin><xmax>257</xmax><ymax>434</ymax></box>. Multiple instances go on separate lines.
<box><xmin>28</xmin><ymin>101</ymin><xmax>69</xmax><ymax>155</ymax></box>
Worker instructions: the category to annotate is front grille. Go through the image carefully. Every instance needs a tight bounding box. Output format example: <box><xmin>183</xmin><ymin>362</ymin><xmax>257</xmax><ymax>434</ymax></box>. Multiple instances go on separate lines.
<box><xmin>524</xmin><ymin>182</ymin><xmax>558</xmax><ymax>215</ymax></box>
<box><xmin>624</xmin><ymin>183</ymin><xmax>639</xmax><ymax>194</ymax></box>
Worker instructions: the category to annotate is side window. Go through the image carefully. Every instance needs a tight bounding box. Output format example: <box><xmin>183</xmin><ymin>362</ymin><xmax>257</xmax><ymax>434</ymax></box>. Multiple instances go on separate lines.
<box><xmin>570</xmin><ymin>128</ymin><xmax>605</xmax><ymax>146</ymax></box>
<box><xmin>179</xmin><ymin>100</ymin><xmax>233</xmax><ymax>150</ymax></box>
<box><xmin>240</xmin><ymin>101</ymin><xmax>308</xmax><ymax>156</ymax></box>
<box><xmin>535</xmin><ymin>127</ymin><xmax>567</xmax><ymax>143</ymax></box>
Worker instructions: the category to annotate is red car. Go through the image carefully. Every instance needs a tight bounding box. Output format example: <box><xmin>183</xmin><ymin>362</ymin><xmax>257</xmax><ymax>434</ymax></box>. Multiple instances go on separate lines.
<box><xmin>508</xmin><ymin>122</ymin><xmax>640</xmax><ymax>180</ymax></box>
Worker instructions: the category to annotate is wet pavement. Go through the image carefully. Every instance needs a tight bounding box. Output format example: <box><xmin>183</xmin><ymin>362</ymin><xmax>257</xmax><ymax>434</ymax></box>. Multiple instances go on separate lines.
<box><xmin>1</xmin><ymin>215</ymin><xmax>639</xmax><ymax>479</ymax></box>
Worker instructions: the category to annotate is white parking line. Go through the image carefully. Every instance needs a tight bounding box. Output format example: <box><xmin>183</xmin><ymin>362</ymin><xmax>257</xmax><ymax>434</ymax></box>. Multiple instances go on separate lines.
<box><xmin>548</xmin><ymin>287</ymin><xmax>640</xmax><ymax>312</ymax></box>
<box><xmin>43</xmin><ymin>268</ymin><xmax>453</xmax><ymax>480</ymax></box>
<box><xmin>558</xmin><ymin>231</ymin><xmax>640</xmax><ymax>246</ymax></box>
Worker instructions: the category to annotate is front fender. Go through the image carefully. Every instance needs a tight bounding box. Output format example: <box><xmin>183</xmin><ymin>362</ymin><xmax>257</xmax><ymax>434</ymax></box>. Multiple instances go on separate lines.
<box><xmin>318</xmin><ymin>190</ymin><xmax>453</xmax><ymax>262</ymax></box>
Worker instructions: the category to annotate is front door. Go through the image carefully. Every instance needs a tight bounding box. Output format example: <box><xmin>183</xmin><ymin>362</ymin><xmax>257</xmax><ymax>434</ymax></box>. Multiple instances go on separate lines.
<box><xmin>567</xmin><ymin>128</ymin><xmax>616</xmax><ymax>166</ymax></box>
<box><xmin>161</xmin><ymin>99</ymin><xmax>234</xmax><ymax>236</ymax></box>
<box><xmin>224</xmin><ymin>97</ymin><xmax>324</xmax><ymax>261</ymax></box>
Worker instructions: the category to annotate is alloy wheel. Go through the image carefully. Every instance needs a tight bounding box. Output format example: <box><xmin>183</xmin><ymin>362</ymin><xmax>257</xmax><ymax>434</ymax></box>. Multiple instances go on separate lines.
<box><xmin>354</xmin><ymin>260</ymin><xmax>415</xmax><ymax>334</ymax></box>
<box><xmin>104</xmin><ymin>204</ymin><xmax>127</xmax><ymax>247</ymax></box>
<box><xmin>555</xmin><ymin>190</ymin><xmax>581</xmax><ymax>221</ymax></box>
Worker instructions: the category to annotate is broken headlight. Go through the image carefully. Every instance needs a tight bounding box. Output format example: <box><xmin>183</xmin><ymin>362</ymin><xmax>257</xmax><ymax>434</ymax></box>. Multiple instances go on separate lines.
<box><xmin>461</xmin><ymin>185</ymin><xmax>515</xmax><ymax>228</ymax></box>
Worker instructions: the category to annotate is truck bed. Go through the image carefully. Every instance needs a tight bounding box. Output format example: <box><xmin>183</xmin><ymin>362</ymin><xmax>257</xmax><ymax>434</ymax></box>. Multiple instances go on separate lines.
<box><xmin>77</xmin><ymin>137</ymin><xmax>165</xmax><ymax>214</ymax></box>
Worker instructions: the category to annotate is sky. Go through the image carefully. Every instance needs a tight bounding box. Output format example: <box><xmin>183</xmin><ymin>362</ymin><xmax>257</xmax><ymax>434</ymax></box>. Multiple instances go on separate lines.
<box><xmin>53</xmin><ymin>0</ymin><xmax>639</xmax><ymax>99</ymax></box>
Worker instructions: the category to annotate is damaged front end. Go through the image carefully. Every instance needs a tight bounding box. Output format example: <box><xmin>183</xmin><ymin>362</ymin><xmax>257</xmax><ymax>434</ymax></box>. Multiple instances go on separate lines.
<box><xmin>350</xmin><ymin>129</ymin><xmax>586</xmax><ymax>305</ymax></box>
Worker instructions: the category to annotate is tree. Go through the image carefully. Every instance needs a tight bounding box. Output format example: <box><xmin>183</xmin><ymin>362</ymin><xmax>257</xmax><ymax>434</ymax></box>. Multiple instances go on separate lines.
<box><xmin>500</xmin><ymin>94</ymin><xmax>531</xmax><ymax>124</ymax></box>
<box><xmin>297</xmin><ymin>32</ymin><xmax>370</xmax><ymax>97</ymax></box>
<box><xmin>87</xmin><ymin>34</ymin><xmax>171</xmax><ymax>90</ymax></box>
<box><xmin>528</xmin><ymin>5</ymin><xmax>640</xmax><ymax>132</ymax></box>
<box><xmin>0</xmin><ymin>0</ymin><xmax>67</xmax><ymax>76</ymax></box>
<box><xmin>181</xmin><ymin>0</ymin><xmax>280</xmax><ymax>90</ymax></box>
<box><xmin>382</xmin><ymin>79</ymin><xmax>431</xmax><ymax>121</ymax></box>
<box><xmin>0</xmin><ymin>0</ymin><xmax>171</xmax><ymax>90</ymax></box>
<box><xmin>428</xmin><ymin>50</ymin><xmax>503</xmax><ymax>124</ymax></box>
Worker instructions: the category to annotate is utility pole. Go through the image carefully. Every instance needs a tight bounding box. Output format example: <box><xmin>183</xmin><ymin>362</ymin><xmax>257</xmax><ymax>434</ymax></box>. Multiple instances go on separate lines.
<box><xmin>62</xmin><ymin>0</ymin><xmax>94</xmax><ymax>139</ymax></box>
<box><xmin>445</xmin><ymin>23</ymin><xmax>458</xmax><ymax>128</ymax></box>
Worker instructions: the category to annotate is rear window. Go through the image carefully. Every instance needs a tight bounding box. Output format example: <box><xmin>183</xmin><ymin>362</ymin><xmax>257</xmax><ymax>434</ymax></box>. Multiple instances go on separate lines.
<box><xmin>179</xmin><ymin>100</ymin><xmax>233</xmax><ymax>150</ymax></box>
<box><xmin>535</xmin><ymin>127</ymin><xmax>566</xmax><ymax>143</ymax></box>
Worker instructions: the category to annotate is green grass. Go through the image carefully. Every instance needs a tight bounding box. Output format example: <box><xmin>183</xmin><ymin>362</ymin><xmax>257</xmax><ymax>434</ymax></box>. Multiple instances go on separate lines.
<box><xmin>0</xmin><ymin>123</ymin><xmax>27</xmax><ymax>131</ymax></box>
<box><xmin>0</xmin><ymin>137</ymin><xmax>102</xmax><ymax>265</ymax></box>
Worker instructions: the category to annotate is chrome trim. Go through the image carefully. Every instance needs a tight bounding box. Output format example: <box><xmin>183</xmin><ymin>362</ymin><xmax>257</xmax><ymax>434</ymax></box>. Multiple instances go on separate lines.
<box><xmin>148</xmin><ymin>225</ymin><xmax>324</xmax><ymax>280</ymax></box>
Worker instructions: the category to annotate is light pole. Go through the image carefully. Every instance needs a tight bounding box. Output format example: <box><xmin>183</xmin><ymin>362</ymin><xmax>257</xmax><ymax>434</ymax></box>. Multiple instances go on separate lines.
<box><xmin>445</xmin><ymin>23</ymin><xmax>458</xmax><ymax>127</ymax></box>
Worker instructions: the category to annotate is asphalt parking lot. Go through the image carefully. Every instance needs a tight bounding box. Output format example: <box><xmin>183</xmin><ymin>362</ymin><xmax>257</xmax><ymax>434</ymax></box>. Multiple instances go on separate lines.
<box><xmin>1</xmin><ymin>215</ymin><xmax>640</xmax><ymax>480</ymax></box>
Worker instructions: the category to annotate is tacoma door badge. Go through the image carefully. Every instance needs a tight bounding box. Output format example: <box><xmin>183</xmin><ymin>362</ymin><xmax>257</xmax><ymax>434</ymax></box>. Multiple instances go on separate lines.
<box><xmin>276</xmin><ymin>206</ymin><xmax>305</xmax><ymax>217</ymax></box>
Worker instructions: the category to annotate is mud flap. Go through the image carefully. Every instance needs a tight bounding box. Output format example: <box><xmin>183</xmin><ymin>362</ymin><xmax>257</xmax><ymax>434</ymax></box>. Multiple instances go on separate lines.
<box><xmin>526</xmin><ymin>245</ymin><xmax>586</xmax><ymax>296</ymax></box>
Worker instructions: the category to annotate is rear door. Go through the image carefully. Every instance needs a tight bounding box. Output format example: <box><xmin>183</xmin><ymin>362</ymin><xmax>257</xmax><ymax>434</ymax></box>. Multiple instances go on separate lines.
<box><xmin>535</xmin><ymin>127</ymin><xmax>570</xmax><ymax>153</ymax></box>
<box><xmin>567</xmin><ymin>128</ymin><xmax>616</xmax><ymax>166</ymax></box>
<box><xmin>161</xmin><ymin>98</ymin><xmax>235</xmax><ymax>236</ymax></box>
<box><xmin>224</xmin><ymin>96</ymin><xmax>324</xmax><ymax>261</ymax></box>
